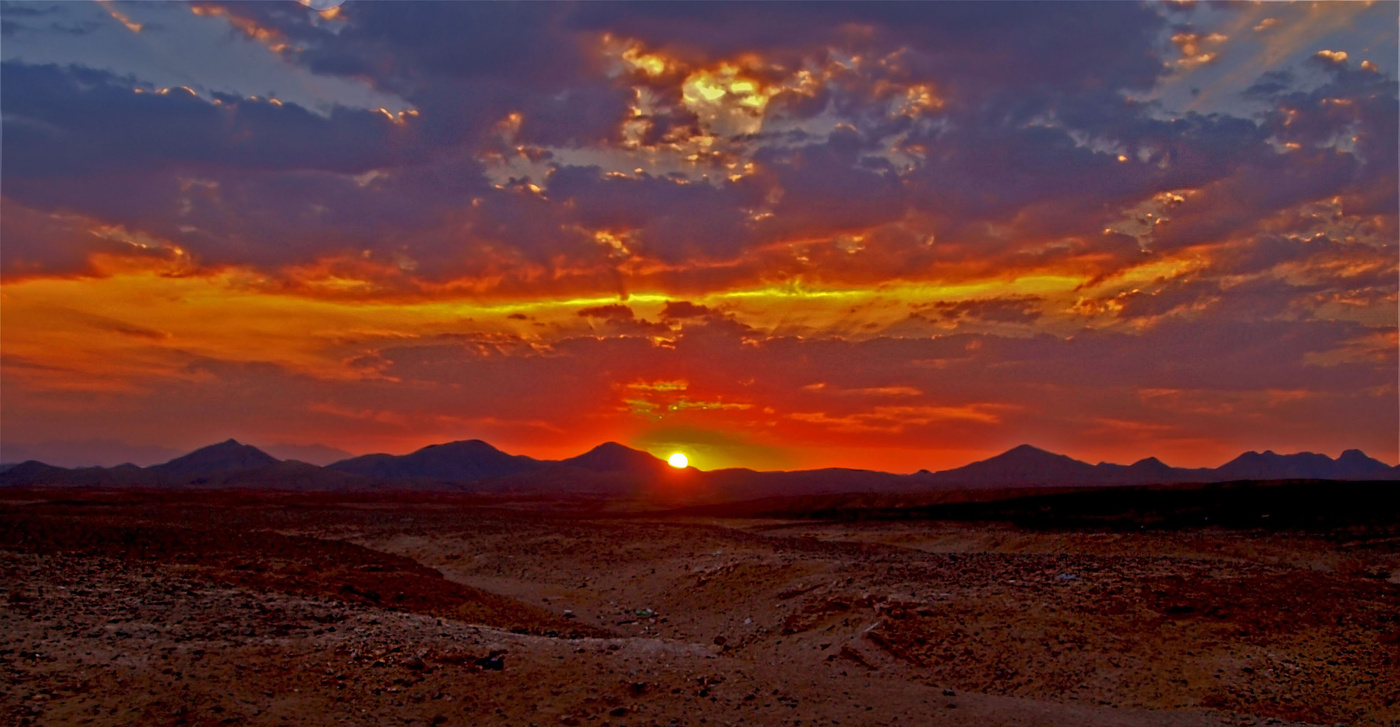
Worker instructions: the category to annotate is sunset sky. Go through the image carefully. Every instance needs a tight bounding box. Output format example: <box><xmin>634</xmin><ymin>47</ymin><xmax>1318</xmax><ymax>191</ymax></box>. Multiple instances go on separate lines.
<box><xmin>2</xmin><ymin>1</ymin><xmax>1396</xmax><ymax>471</ymax></box>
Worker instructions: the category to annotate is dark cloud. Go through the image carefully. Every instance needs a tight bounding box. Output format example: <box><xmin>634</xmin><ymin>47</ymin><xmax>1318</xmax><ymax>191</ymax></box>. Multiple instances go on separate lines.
<box><xmin>754</xmin><ymin>128</ymin><xmax>906</xmax><ymax>240</ymax></box>
<box><xmin>5</xmin><ymin>4</ymin><xmax>1392</xmax><ymax>290</ymax></box>
<box><xmin>1</xmin><ymin>62</ymin><xmax>427</xmax><ymax>179</ymax></box>
<box><xmin>1257</xmin><ymin>58</ymin><xmax>1398</xmax><ymax>216</ymax></box>
<box><xmin>568</xmin><ymin>2</ymin><xmax>1166</xmax><ymax>96</ymax></box>
<box><xmin>660</xmin><ymin>301</ymin><xmax>716</xmax><ymax>319</ymax></box>
<box><xmin>0</xmin><ymin>1</ymin><xmax>99</xmax><ymax>37</ymax></box>
<box><xmin>577</xmin><ymin>304</ymin><xmax>634</xmax><ymax>320</ymax></box>
<box><xmin>919</xmin><ymin>296</ymin><xmax>1044</xmax><ymax>325</ymax></box>
<box><xmin>542</xmin><ymin>165</ymin><xmax>764</xmax><ymax>263</ymax></box>
<box><xmin>0</xmin><ymin>2</ymin><xmax>55</xmax><ymax>16</ymax></box>
<box><xmin>301</xmin><ymin>3</ymin><xmax>588</xmax><ymax>88</ymax></box>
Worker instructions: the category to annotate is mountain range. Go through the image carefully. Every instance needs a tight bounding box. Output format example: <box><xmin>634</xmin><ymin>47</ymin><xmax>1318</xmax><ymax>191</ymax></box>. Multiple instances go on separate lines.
<box><xmin>921</xmin><ymin>444</ymin><xmax>1397</xmax><ymax>486</ymax></box>
<box><xmin>0</xmin><ymin>439</ymin><xmax>1395</xmax><ymax>499</ymax></box>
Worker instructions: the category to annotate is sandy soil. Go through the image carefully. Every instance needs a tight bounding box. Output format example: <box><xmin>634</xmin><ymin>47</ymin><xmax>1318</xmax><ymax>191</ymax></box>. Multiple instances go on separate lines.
<box><xmin>2</xmin><ymin>493</ymin><xmax>1396</xmax><ymax>726</ymax></box>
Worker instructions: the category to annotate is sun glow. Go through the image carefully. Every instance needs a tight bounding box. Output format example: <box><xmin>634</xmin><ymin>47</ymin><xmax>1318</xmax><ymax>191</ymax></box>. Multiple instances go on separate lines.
<box><xmin>668</xmin><ymin>452</ymin><xmax>689</xmax><ymax>468</ymax></box>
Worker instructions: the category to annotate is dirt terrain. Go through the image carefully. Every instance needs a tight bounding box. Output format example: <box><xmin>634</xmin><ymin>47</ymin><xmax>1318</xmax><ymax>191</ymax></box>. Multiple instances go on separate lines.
<box><xmin>2</xmin><ymin>489</ymin><xmax>1396</xmax><ymax>726</ymax></box>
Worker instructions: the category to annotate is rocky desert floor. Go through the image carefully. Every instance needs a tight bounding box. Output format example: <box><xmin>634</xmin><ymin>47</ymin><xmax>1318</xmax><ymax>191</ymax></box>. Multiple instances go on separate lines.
<box><xmin>1</xmin><ymin>490</ymin><xmax>1397</xmax><ymax>726</ymax></box>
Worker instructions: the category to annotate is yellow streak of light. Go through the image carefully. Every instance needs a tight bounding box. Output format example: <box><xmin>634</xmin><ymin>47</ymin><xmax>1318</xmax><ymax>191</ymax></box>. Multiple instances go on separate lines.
<box><xmin>1</xmin><ymin>265</ymin><xmax>1107</xmax><ymax>393</ymax></box>
<box><xmin>188</xmin><ymin>3</ymin><xmax>288</xmax><ymax>53</ymax></box>
<box><xmin>376</xmin><ymin>107</ymin><xmax>419</xmax><ymax>125</ymax></box>
<box><xmin>93</xmin><ymin>0</ymin><xmax>143</xmax><ymax>33</ymax></box>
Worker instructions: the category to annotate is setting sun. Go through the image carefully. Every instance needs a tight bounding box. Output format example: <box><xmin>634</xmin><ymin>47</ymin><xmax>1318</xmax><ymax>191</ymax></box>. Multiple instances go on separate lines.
<box><xmin>0</xmin><ymin>4</ymin><xmax>1394</xmax><ymax>726</ymax></box>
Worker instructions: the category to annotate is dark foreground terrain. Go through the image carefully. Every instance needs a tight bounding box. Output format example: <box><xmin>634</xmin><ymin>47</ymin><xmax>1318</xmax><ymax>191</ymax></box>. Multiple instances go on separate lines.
<box><xmin>2</xmin><ymin>484</ymin><xmax>1397</xmax><ymax>726</ymax></box>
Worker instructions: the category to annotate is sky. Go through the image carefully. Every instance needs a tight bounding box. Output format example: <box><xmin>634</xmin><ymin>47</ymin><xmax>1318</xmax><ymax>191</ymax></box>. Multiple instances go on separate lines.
<box><xmin>1</xmin><ymin>1</ymin><xmax>1396</xmax><ymax>471</ymax></box>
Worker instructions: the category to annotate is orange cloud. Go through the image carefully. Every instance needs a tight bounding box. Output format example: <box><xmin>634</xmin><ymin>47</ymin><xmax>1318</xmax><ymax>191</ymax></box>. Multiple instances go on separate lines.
<box><xmin>190</xmin><ymin>3</ymin><xmax>293</xmax><ymax>53</ymax></box>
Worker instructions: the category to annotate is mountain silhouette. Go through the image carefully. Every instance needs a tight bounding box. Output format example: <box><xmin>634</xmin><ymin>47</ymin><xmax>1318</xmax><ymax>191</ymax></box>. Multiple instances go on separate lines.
<box><xmin>1336</xmin><ymin>449</ymin><xmax>1395</xmax><ymax>476</ymax></box>
<box><xmin>2</xmin><ymin>438</ymin><xmax>1395</xmax><ymax>495</ymax></box>
<box><xmin>925</xmin><ymin>445</ymin><xmax>1398</xmax><ymax>488</ymax></box>
<box><xmin>1</xmin><ymin>460</ymin><xmax>157</xmax><ymax>487</ymax></box>
<box><xmin>1090</xmin><ymin>456</ymin><xmax>1183</xmax><ymax>484</ymax></box>
<box><xmin>260</xmin><ymin>442</ymin><xmax>356</xmax><ymax>466</ymax></box>
<box><xmin>327</xmin><ymin>439</ymin><xmax>545</xmax><ymax>481</ymax></box>
<box><xmin>928</xmin><ymin>444</ymin><xmax>1100</xmax><ymax>485</ymax></box>
<box><xmin>1213</xmin><ymin>449</ymin><xmax>1396</xmax><ymax>481</ymax></box>
<box><xmin>148</xmin><ymin>439</ymin><xmax>279</xmax><ymax>477</ymax></box>
<box><xmin>560</xmin><ymin>442</ymin><xmax>672</xmax><ymax>476</ymax></box>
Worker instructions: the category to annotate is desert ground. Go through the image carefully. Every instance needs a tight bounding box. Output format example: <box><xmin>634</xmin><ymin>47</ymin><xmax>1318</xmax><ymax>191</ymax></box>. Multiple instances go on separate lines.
<box><xmin>2</xmin><ymin>488</ymin><xmax>1397</xmax><ymax>726</ymax></box>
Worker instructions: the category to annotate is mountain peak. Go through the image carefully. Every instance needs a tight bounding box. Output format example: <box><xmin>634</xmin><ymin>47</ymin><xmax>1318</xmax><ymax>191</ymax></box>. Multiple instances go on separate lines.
<box><xmin>1335</xmin><ymin>449</ymin><xmax>1393</xmax><ymax>474</ymax></box>
<box><xmin>562</xmin><ymin>442</ymin><xmax>667</xmax><ymax>474</ymax></box>
<box><xmin>1212</xmin><ymin>448</ymin><xmax>1391</xmax><ymax>480</ymax></box>
<box><xmin>327</xmin><ymin>439</ymin><xmax>542</xmax><ymax>480</ymax></box>
<box><xmin>579</xmin><ymin>442</ymin><xmax>638</xmax><ymax>456</ymax></box>
<box><xmin>931</xmin><ymin>444</ymin><xmax>1098</xmax><ymax>484</ymax></box>
<box><xmin>987</xmin><ymin>444</ymin><xmax>1085</xmax><ymax>466</ymax></box>
<box><xmin>150</xmin><ymin>440</ymin><xmax>279</xmax><ymax>476</ymax></box>
<box><xmin>421</xmin><ymin>439</ymin><xmax>496</xmax><ymax>452</ymax></box>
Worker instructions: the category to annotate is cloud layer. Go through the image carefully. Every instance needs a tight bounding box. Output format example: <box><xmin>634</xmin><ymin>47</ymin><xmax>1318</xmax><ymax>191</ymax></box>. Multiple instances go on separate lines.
<box><xmin>2</xmin><ymin>1</ymin><xmax>1395</xmax><ymax>469</ymax></box>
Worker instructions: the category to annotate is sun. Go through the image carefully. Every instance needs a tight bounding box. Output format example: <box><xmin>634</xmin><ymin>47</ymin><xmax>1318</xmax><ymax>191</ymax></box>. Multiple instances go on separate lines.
<box><xmin>667</xmin><ymin>452</ymin><xmax>689</xmax><ymax>468</ymax></box>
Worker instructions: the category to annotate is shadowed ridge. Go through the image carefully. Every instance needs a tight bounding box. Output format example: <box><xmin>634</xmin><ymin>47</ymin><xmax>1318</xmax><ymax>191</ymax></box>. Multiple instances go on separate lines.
<box><xmin>326</xmin><ymin>439</ymin><xmax>545</xmax><ymax>480</ymax></box>
<box><xmin>0</xmin><ymin>460</ymin><xmax>71</xmax><ymax>481</ymax></box>
<box><xmin>148</xmin><ymin>439</ymin><xmax>279</xmax><ymax>477</ymax></box>
<box><xmin>1335</xmin><ymin>449</ymin><xmax>1394</xmax><ymax>476</ymax></box>
<box><xmin>0</xmin><ymin>459</ymin><xmax>165</xmax><ymax>487</ymax></box>
<box><xmin>560</xmin><ymin>442</ymin><xmax>670</xmax><ymax>475</ymax></box>
<box><xmin>1086</xmin><ymin>455</ymin><xmax>1197</xmax><ymax>485</ymax></box>
<box><xmin>929</xmin><ymin>444</ymin><xmax>1100</xmax><ymax>485</ymax></box>
<box><xmin>482</xmin><ymin>441</ymin><xmax>673</xmax><ymax>497</ymax></box>
<box><xmin>1214</xmin><ymin>450</ymin><xmax>1337</xmax><ymax>480</ymax></box>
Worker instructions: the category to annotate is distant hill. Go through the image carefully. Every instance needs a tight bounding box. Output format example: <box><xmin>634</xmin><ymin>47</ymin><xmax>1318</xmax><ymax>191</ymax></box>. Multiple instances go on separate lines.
<box><xmin>327</xmin><ymin>440</ymin><xmax>545</xmax><ymax>481</ymax></box>
<box><xmin>0</xmin><ymin>440</ymin><xmax>380</xmax><ymax>491</ymax></box>
<box><xmin>0</xmin><ymin>439</ymin><xmax>184</xmax><ymax>468</ymax></box>
<box><xmin>480</xmin><ymin>443</ymin><xmax>682</xmax><ymax>497</ymax></box>
<box><xmin>1211</xmin><ymin>449</ymin><xmax>1395</xmax><ymax>481</ymax></box>
<box><xmin>0</xmin><ymin>461</ymin><xmax>157</xmax><ymax>487</ymax></box>
<box><xmin>1090</xmin><ymin>456</ymin><xmax>1178</xmax><ymax>483</ymax></box>
<box><xmin>925</xmin><ymin>445</ymin><xmax>1398</xmax><ymax>488</ymax></box>
<box><xmin>926</xmin><ymin>444</ymin><xmax>1100</xmax><ymax>486</ymax></box>
<box><xmin>561</xmin><ymin>442</ymin><xmax>672</xmax><ymax>477</ymax></box>
<box><xmin>148</xmin><ymin>439</ymin><xmax>279</xmax><ymax>477</ymax></box>
<box><xmin>260</xmin><ymin>442</ymin><xmax>356</xmax><ymax>466</ymax></box>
